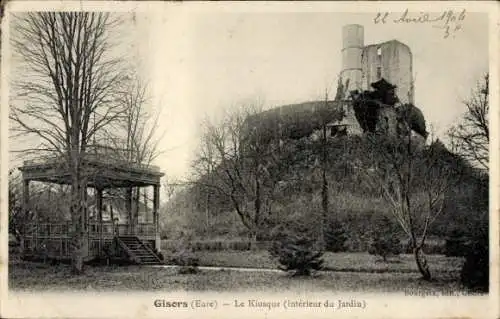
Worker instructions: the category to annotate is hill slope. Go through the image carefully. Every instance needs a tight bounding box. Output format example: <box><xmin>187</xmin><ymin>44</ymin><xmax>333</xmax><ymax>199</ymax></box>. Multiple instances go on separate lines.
<box><xmin>161</xmin><ymin>133</ymin><xmax>487</xmax><ymax>246</ymax></box>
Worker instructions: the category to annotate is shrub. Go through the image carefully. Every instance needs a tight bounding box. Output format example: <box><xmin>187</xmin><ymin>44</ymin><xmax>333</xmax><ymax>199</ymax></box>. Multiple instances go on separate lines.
<box><xmin>269</xmin><ymin>222</ymin><xmax>324</xmax><ymax>276</ymax></box>
<box><xmin>170</xmin><ymin>247</ymin><xmax>199</xmax><ymax>267</ymax></box>
<box><xmin>178</xmin><ymin>265</ymin><xmax>199</xmax><ymax>274</ymax></box>
<box><xmin>368</xmin><ymin>215</ymin><xmax>402</xmax><ymax>261</ymax></box>
<box><xmin>402</xmin><ymin>238</ymin><xmax>445</xmax><ymax>255</ymax></box>
<box><xmin>444</xmin><ymin>228</ymin><xmax>468</xmax><ymax>257</ymax></box>
<box><xmin>461</xmin><ymin>227</ymin><xmax>488</xmax><ymax>292</ymax></box>
<box><xmin>167</xmin><ymin>239</ymin><xmax>200</xmax><ymax>273</ymax></box>
<box><xmin>324</xmin><ymin>219</ymin><xmax>349</xmax><ymax>252</ymax></box>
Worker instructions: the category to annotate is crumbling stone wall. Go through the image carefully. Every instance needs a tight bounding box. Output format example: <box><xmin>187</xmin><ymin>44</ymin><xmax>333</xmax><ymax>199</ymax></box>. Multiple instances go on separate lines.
<box><xmin>376</xmin><ymin>106</ymin><xmax>399</xmax><ymax>136</ymax></box>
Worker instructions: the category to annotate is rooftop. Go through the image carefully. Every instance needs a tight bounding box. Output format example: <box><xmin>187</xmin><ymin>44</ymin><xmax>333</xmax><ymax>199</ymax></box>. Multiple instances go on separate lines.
<box><xmin>19</xmin><ymin>145</ymin><xmax>164</xmax><ymax>188</ymax></box>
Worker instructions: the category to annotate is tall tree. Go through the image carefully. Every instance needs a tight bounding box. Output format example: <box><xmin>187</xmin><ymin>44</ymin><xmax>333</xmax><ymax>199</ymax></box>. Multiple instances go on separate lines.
<box><xmin>190</xmin><ymin>124</ymin><xmax>217</xmax><ymax>232</ymax></box>
<box><xmin>448</xmin><ymin>74</ymin><xmax>489</xmax><ymax>292</ymax></box>
<box><xmin>191</xmin><ymin>102</ymin><xmax>280</xmax><ymax>241</ymax></box>
<box><xmin>319</xmin><ymin>91</ymin><xmax>329</xmax><ymax>247</ymax></box>
<box><xmin>104</xmin><ymin>74</ymin><xmax>164</xmax><ymax>225</ymax></box>
<box><xmin>10</xmin><ymin>12</ymin><xmax>128</xmax><ymax>273</ymax></box>
<box><xmin>449</xmin><ymin>74</ymin><xmax>489</xmax><ymax>170</ymax></box>
<box><xmin>360</xmin><ymin>131</ymin><xmax>462</xmax><ymax>280</ymax></box>
<box><xmin>112</xmin><ymin>74</ymin><xmax>163</xmax><ymax>165</ymax></box>
<box><xmin>315</xmin><ymin>83</ymin><xmax>345</xmax><ymax>247</ymax></box>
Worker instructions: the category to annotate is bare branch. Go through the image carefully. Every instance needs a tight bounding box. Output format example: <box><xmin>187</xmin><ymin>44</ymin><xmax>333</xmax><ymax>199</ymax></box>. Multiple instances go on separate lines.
<box><xmin>10</xmin><ymin>12</ymin><xmax>133</xmax><ymax>273</ymax></box>
<box><xmin>448</xmin><ymin>74</ymin><xmax>489</xmax><ymax>170</ymax></box>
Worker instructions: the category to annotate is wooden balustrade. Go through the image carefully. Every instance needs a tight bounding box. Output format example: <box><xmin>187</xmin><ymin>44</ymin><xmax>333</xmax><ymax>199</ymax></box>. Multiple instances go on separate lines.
<box><xmin>25</xmin><ymin>222</ymin><xmax>71</xmax><ymax>238</ymax></box>
<box><xmin>23</xmin><ymin>220</ymin><xmax>156</xmax><ymax>260</ymax></box>
<box><xmin>24</xmin><ymin>222</ymin><xmax>156</xmax><ymax>238</ymax></box>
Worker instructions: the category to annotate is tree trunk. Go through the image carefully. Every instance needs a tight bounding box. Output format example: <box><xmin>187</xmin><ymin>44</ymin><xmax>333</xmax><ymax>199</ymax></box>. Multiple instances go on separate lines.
<box><xmin>320</xmin><ymin>165</ymin><xmax>328</xmax><ymax>248</ymax></box>
<box><xmin>70</xmin><ymin>169</ymin><xmax>86</xmax><ymax>275</ymax></box>
<box><xmin>250</xmin><ymin>231</ymin><xmax>257</xmax><ymax>242</ymax></box>
<box><xmin>252</xmin><ymin>169</ymin><xmax>261</xmax><ymax>247</ymax></box>
<box><xmin>71</xmin><ymin>220</ymin><xmax>85</xmax><ymax>274</ymax></box>
<box><xmin>205</xmin><ymin>192</ymin><xmax>210</xmax><ymax>233</ymax></box>
<box><xmin>249</xmin><ymin>229</ymin><xmax>258</xmax><ymax>250</ymax></box>
<box><xmin>71</xmin><ymin>228</ymin><xmax>85</xmax><ymax>274</ymax></box>
<box><xmin>319</xmin><ymin>122</ymin><xmax>329</xmax><ymax>250</ymax></box>
<box><xmin>414</xmin><ymin>246</ymin><xmax>432</xmax><ymax>280</ymax></box>
<box><xmin>18</xmin><ymin>236</ymin><xmax>24</xmax><ymax>254</ymax></box>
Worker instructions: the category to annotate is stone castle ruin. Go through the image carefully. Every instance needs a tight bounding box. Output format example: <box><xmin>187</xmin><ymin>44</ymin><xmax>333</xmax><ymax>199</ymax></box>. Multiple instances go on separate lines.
<box><xmin>331</xmin><ymin>24</ymin><xmax>427</xmax><ymax>140</ymax></box>
<box><xmin>340</xmin><ymin>24</ymin><xmax>414</xmax><ymax>104</ymax></box>
<box><xmin>242</xmin><ymin>24</ymin><xmax>428</xmax><ymax>147</ymax></box>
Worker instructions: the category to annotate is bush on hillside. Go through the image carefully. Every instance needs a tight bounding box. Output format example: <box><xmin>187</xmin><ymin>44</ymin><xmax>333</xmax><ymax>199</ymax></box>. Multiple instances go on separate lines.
<box><xmin>324</xmin><ymin>219</ymin><xmax>349</xmax><ymax>252</ymax></box>
<box><xmin>368</xmin><ymin>215</ymin><xmax>402</xmax><ymax>261</ymax></box>
<box><xmin>269</xmin><ymin>220</ymin><xmax>324</xmax><ymax>276</ymax></box>
<box><xmin>461</xmin><ymin>224</ymin><xmax>488</xmax><ymax>292</ymax></box>
<box><xmin>444</xmin><ymin>228</ymin><xmax>469</xmax><ymax>257</ymax></box>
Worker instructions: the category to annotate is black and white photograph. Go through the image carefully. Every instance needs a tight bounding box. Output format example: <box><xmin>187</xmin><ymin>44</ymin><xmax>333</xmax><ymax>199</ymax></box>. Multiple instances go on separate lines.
<box><xmin>0</xmin><ymin>1</ymin><xmax>498</xmax><ymax>318</ymax></box>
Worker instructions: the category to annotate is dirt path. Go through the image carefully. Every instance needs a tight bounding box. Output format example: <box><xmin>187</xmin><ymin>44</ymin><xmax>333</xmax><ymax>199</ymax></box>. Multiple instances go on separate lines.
<box><xmin>150</xmin><ymin>264</ymin><xmax>283</xmax><ymax>273</ymax></box>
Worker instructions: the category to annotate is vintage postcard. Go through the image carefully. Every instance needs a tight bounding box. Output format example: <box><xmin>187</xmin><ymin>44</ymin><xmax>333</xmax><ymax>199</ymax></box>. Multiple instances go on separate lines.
<box><xmin>0</xmin><ymin>1</ymin><xmax>498</xmax><ymax>318</ymax></box>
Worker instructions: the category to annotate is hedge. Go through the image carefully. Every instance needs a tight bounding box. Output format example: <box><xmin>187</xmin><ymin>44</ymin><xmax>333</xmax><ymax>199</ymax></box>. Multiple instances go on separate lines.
<box><xmin>162</xmin><ymin>240</ymin><xmax>274</xmax><ymax>252</ymax></box>
<box><xmin>162</xmin><ymin>238</ymin><xmax>447</xmax><ymax>254</ymax></box>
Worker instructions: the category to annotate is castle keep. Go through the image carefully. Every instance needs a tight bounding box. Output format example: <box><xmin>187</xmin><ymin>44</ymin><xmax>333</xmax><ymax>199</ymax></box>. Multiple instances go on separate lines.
<box><xmin>331</xmin><ymin>24</ymin><xmax>427</xmax><ymax>139</ymax></box>
<box><xmin>341</xmin><ymin>24</ymin><xmax>414</xmax><ymax>104</ymax></box>
<box><xmin>241</xmin><ymin>24</ymin><xmax>427</xmax><ymax>145</ymax></box>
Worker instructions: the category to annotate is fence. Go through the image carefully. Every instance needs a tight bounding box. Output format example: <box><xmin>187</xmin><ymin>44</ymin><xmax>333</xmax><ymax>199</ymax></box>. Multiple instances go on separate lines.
<box><xmin>23</xmin><ymin>221</ymin><xmax>157</xmax><ymax>259</ymax></box>
<box><xmin>25</xmin><ymin>221</ymin><xmax>156</xmax><ymax>238</ymax></box>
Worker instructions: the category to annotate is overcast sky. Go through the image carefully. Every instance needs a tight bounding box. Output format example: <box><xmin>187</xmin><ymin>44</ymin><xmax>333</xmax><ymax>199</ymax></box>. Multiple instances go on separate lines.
<box><xmin>6</xmin><ymin>5</ymin><xmax>490</xmax><ymax>181</ymax></box>
<box><xmin>128</xmin><ymin>10</ymin><xmax>488</xmax><ymax>180</ymax></box>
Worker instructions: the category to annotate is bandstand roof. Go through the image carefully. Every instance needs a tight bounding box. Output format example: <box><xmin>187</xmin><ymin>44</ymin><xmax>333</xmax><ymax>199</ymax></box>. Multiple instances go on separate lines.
<box><xmin>19</xmin><ymin>147</ymin><xmax>164</xmax><ymax>189</ymax></box>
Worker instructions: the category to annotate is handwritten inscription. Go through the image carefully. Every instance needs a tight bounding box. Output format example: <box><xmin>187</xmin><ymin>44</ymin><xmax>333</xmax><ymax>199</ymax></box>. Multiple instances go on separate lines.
<box><xmin>374</xmin><ymin>9</ymin><xmax>467</xmax><ymax>38</ymax></box>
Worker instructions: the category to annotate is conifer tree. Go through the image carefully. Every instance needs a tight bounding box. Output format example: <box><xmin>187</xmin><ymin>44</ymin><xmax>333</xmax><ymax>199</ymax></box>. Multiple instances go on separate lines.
<box><xmin>269</xmin><ymin>220</ymin><xmax>324</xmax><ymax>276</ymax></box>
<box><xmin>368</xmin><ymin>215</ymin><xmax>402</xmax><ymax>262</ymax></box>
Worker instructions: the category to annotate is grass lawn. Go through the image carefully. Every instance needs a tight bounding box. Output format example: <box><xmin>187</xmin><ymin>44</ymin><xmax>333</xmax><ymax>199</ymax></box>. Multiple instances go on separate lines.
<box><xmin>195</xmin><ymin>250</ymin><xmax>464</xmax><ymax>275</ymax></box>
<box><xmin>9</xmin><ymin>260</ymin><xmax>464</xmax><ymax>293</ymax></box>
<box><xmin>9</xmin><ymin>251</ymin><xmax>466</xmax><ymax>293</ymax></box>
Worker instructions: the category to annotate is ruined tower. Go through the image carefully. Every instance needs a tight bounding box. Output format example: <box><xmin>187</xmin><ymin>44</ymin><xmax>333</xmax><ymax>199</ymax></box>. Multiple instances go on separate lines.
<box><xmin>341</xmin><ymin>24</ymin><xmax>364</xmax><ymax>93</ymax></box>
<box><xmin>361</xmin><ymin>40</ymin><xmax>414</xmax><ymax>104</ymax></box>
<box><xmin>340</xmin><ymin>24</ymin><xmax>414</xmax><ymax>104</ymax></box>
<box><xmin>329</xmin><ymin>24</ymin><xmax>364</xmax><ymax>136</ymax></box>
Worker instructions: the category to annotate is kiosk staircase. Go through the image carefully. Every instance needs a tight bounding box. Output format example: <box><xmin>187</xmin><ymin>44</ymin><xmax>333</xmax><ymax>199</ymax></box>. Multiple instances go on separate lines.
<box><xmin>116</xmin><ymin>236</ymin><xmax>163</xmax><ymax>265</ymax></box>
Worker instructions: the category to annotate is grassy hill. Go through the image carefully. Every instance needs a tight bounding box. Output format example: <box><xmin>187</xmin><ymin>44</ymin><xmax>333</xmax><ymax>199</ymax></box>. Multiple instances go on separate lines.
<box><xmin>160</xmin><ymin>133</ymin><xmax>488</xmax><ymax>251</ymax></box>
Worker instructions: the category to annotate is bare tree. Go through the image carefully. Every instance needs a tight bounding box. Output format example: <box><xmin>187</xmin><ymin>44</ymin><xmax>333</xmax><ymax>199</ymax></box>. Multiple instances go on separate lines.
<box><xmin>312</xmin><ymin>82</ymin><xmax>345</xmax><ymax>247</ymax></box>
<box><xmin>317</xmin><ymin>88</ymin><xmax>344</xmax><ymax>247</ymax></box>
<box><xmin>191</xmin><ymin>102</ymin><xmax>281</xmax><ymax>241</ymax></box>
<box><xmin>449</xmin><ymin>74</ymin><xmax>489</xmax><ymax>170</ymax></box>
<box><xmin>10</xmin><ymin>12</ymin><xmax>128</xmax><ymax>273</ymax></box>
<box><xmin>103</xmin><ymin>74</ymin><xmax>165</xmax><ymax>225</ymax></box>
<box><xmin>112</xmin><ymin>75</ymin><xmax>164</xmax><ymax>164</ymax></box>
<box><xmin>359</xmin><ymin>132</ymin><xmax>462</xmax><ymax>280</ymax></box>
<box><xmin>319</xmin><ymin>91</ymin><xmax>330</xmax><ymax>247</ymax></box>
<box><xmin>190</xmin><ymin>125</ymin><xmax>218</xmax><ymax>232</ymax></box>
